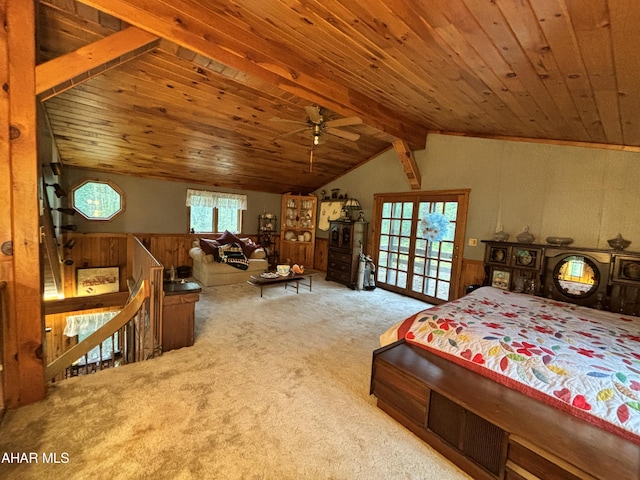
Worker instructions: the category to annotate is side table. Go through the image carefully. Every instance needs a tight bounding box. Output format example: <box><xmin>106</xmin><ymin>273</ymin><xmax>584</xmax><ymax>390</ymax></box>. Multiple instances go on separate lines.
<box><xmin>162</xmin><ymin>281</ymin><xmax>202</xmax><ymax>351</ymax></box>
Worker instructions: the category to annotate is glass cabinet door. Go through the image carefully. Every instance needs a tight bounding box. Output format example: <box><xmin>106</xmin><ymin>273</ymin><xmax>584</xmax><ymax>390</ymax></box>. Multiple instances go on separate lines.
<box><xmin>329</xmin><ymin>223</ymin><xmax>340</xmax><ymax>248</ymax></box>
<box><xmin>341</xmin><ymin>223</ymin><xmax>351</xmax><ymax>247</ymax></box>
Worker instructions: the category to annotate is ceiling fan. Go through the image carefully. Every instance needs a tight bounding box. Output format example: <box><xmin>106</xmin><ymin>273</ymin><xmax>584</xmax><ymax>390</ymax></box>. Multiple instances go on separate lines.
<box><xmin>272</xmin><ymin>106</ymin><xmax>362</xmax><ymax>172</ymax></box>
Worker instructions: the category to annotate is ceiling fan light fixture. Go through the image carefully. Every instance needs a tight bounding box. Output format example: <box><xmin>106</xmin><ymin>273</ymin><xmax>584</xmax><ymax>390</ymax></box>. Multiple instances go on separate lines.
<box><xmin>312</xmin><ymin>124</ymin><xmax>322</xmax><ymax>145</ymax></box>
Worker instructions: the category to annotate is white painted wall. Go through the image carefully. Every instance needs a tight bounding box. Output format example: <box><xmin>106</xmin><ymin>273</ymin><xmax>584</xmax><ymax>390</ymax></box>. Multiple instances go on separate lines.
<box><xmin>317</xmin><ymin>133</ymin><xmax>640</xmax><ymax>261</ymax></box>
<box><xmin>61</xmin><ymin>133</ymin><xmax>640</xmax><ymax>262</ymax></box>
<box><xmin>63</xmin><ymin>168</ymin><xmax>282</xmax><ymax>235</ymax></box>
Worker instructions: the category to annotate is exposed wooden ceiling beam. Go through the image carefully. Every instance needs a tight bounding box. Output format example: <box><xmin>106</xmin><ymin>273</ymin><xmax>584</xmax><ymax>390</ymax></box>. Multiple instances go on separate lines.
<box><xmin>392</xmin><ymin>139</ymin><xmax>421</xmax><ymax>190</ymax></box>
<box><xmin>36</xmin><ymin>26</ymin><xmax>159</xmax><ymax>101</ymax></box>
<box><xmin>75</xmin><ymin>0</ymin><xmax>427</xmax><ymax>149</ymax></box>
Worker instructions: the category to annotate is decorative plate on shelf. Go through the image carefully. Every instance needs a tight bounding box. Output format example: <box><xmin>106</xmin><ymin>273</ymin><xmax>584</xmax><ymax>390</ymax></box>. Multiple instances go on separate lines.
<box><xmin>546</xmin><ymin>237</ymin><xmax>574</xmax><ymax>246</ymax></box>
<box><xmin>516</xmin><ymin>250</ymin><xmax>534</xmax><ymax>266</ymax></box>
<box><xmin>284</xmin><ymin>231</ymin><xmax>296</xmax><ymax>240</ymax></box>
<box><xmin>491</xmin><ymin>249</ymin><xmax>505</xmax><ymax>262</ymax></box>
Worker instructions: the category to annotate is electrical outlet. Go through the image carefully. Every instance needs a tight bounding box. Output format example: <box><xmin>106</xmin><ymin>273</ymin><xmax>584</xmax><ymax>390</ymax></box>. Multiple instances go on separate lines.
<box><xmin>468</xmin><ymin>238</ymin><xmax>478</xmax><ymax>247</ymax></box>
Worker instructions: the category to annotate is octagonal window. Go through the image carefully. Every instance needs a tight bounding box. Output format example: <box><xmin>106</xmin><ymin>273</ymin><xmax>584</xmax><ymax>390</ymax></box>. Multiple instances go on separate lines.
<box><xmin>71</xmin><ymin>179</ymin><xmax>124</xmax><ymax>221</ymax></box>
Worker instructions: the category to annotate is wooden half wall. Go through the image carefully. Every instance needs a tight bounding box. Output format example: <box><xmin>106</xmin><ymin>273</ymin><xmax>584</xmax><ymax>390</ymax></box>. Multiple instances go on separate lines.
<box><xmin>61</xmin><ymin>232</ymin><xmax>485</xmax><ymax>296</ymax></box>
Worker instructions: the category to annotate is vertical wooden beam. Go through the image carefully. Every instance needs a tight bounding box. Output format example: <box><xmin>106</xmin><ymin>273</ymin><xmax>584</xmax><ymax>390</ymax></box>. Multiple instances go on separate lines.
<box><xmin>392</xmin><ymin>139</ymin><xmax>422</xmax><ymax>190</ymax></box>
<box><xmin>0</xmin><ymin>0</ymin><xmax>12</xmax><ymax>409</ymax></box>
<box><xmin>0</xmin><ymin>0</ymin><xmax>45</xmax><ymax>407</ymax></box>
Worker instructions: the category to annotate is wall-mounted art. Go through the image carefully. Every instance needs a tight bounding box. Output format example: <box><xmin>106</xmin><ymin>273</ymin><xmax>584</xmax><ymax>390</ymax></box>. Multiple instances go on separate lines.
<box><xmin>76</xmin><ymin>267</ymin><xmax>119</xmax><ymax>296</ymax></box>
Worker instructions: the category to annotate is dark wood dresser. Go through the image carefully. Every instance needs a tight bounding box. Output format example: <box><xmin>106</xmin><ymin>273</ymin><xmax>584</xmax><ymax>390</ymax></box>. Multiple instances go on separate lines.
<box><xmin>326</xmin><ymin>220</ymin><xmax>368</xmax><ymax>289</ymax></box>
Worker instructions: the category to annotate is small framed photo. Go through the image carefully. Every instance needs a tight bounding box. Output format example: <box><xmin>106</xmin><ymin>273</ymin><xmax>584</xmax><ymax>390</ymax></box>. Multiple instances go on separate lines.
<box><xmin>612</xmin><ymin>256</ymin><xmax>640</xmax><ymax>285</ymax></box>
<box><xmin>76</xmin><ymin>267</ymin><xmax>120</xmax><ymax>296</ymax></box>
<box><xmin>491</xmin><ymin>269</ymin><xmax>511</xmax><ymax>290</ymax></box>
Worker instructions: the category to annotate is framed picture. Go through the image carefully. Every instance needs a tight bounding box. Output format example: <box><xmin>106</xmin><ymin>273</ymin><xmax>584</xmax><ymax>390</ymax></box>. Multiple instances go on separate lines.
<box><xmin>76</xmin><ymin>267</ymin><xmax>120</xmax><ymax>296</ymax></box>
<box><xmin>612</xmin><ymin>256</ymin><xmax>640</xmax><ymax>285</ymax></box>
<box><xmin>491</xmin><ymin>269</ymin><xmax>511</xmax><ymax>290</ymax></box>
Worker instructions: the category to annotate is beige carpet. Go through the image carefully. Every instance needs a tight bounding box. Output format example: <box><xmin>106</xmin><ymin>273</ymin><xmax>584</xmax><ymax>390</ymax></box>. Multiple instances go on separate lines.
<box><xmin>0</xmin><ymin>277</ymin><xmax>469</xmax><ymax>480</ymax></box>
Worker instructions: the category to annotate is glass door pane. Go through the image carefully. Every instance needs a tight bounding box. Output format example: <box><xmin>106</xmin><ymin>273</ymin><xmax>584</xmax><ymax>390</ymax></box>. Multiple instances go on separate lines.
<box><xmin>373</xmin><ymin>190</ymin><xmax>468</xmax><ymax>304</ymax></box>
<box><xmin>376</xmin><ymin>201</ymin><xmax>413</xmax><ymax>289</ymax></box>
<box><xmin>411</xmin><ymin>201</ymin><xmax>458</xmax><ymax>301</ymax></box>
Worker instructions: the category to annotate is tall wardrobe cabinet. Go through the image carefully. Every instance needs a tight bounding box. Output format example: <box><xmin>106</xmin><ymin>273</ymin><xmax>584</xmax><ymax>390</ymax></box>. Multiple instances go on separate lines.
<box><xmin>326</xmin><ymin>220</ymin><xmax>368</xmax><ymax>289</ymax></box>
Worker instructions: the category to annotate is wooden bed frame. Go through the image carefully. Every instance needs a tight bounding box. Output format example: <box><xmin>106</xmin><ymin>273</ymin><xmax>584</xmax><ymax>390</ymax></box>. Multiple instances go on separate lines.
<box><xmin>370</xmin><ymin>340</ymin><xmax>640</xmax><ymax>480</ymax></box>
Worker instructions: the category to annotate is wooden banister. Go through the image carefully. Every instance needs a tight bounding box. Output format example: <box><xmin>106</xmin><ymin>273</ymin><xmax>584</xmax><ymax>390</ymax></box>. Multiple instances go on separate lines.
<box><xmin>45</xmin><ymin>279</ymin><xmax>149</xmax><ymax>383</ymax></box>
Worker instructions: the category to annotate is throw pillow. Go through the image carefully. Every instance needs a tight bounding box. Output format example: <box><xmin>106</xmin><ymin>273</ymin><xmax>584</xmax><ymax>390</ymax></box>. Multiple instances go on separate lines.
<box><xmin>199</xmin><ymin>238</ymin><xmax>220</xmax><ymax>256</ymax></box>
<box><xmin>240</xmin><ymin>239</ymin><xmax>261</xmax><ymax>258</ymax></box>
<box><xmin>216</xmin><ymin>230</ymin><xmax>243</xmax><ymax>246</ymax></box>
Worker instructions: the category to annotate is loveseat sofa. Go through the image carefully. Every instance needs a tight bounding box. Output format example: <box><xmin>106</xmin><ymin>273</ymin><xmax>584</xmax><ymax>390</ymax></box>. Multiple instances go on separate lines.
<box><xmin>189</xmin><ymin>234</ymin><xmax>268</xmax><ymax>287</ymax></box>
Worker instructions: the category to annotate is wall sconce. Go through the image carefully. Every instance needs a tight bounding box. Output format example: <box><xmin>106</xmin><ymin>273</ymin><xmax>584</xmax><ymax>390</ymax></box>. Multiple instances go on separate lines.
<box><xmin>45</xmin><ymin>183</ymin><xmax>67</xmax><ymax>198</ymax></box>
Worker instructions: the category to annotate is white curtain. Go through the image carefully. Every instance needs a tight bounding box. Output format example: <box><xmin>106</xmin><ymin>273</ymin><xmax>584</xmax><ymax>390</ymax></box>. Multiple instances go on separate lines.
<box><xmin>64</xmin><ymin>311</ymin><xmax>121</xmax><ymax>365</ymax></box>
<box><xmin>64</xmin><ymin>311</ymin><xmax>120</xmax><ymax>337</ymax></box>
<box><xmin>186</xmin><ymin>189</ymin><xmax>247</xmax><ymax>210</ymax></box>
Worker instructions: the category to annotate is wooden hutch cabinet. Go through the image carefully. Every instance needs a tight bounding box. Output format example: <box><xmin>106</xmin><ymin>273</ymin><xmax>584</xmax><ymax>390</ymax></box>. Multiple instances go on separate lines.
<box><xmin>482</xmin><ymin>240</ymin><xmax>640</xmax><ymax>315</ymax></box>
<box><xmin>326</xmin><ymin>220</ymin><xmax>368</xmax><ymax>289</ymax></box>
<box><xmin>483</xmin><ymin>241</ymin><xmax>545</xmax><ymax>295</ymax></box>
<box><xmin>279</xmin><ymin>193</ymin><xmax>317</xmax><ymax>267</ymax></box>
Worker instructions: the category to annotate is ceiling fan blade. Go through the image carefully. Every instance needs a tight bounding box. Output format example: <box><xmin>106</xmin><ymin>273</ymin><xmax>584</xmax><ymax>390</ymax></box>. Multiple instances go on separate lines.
<box><xmin>326</xmin><ymin>127</ymin><xmax>360</xmax><ymax>142</ymax></box>
<box><xmin>305</xmin><ymin>105</ymin><xmax>322</xmax><ymax>124</ymax></box>
<box><xmin>325</xmin><ymin>116</ymin><xmax>362</xmax><ymax>128</ymax></box>
<box><xmin>279</xmin><ymin>127</ymin><xmax>309</xmax><ymax>138</ymax></box>
<box><xmin>269</xmin><ymin>116</ymin><xmax>308</xmax><ymax>125</ymax></box>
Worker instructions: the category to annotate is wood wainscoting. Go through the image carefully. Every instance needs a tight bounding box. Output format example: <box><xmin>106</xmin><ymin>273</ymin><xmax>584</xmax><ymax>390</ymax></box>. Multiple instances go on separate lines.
<box><xmin>61</xmin><ymin>233</ymin><xmax>264</xmax><ymax>297</ymax></box>
<box><xmin>459</xmin><ymin>258</ymin><xmax>486</xmax><ymax>297</ymax></box>
<box><xmin>314</xmin><ymin>237</ymin><xmax>328</xmax><ymax>272</ymax></box>
<box><xmin>60</xmin><ymin>233</ymin><xmax>484</xmax><ymax>299</ymax></box>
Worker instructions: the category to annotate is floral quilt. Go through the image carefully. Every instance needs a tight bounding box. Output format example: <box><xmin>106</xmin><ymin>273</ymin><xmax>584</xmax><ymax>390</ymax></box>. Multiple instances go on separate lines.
<box><xmin>381</xmin><ymin>286</ymin><xmax>640</xmax><ymax>445</ymax></box>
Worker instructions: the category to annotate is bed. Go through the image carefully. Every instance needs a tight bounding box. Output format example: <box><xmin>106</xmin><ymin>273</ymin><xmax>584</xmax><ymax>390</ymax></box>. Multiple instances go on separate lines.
<box><xmin>370</xmin><ymin>286</ymin><xmax>640</xmax><ymax>480</ymax></box>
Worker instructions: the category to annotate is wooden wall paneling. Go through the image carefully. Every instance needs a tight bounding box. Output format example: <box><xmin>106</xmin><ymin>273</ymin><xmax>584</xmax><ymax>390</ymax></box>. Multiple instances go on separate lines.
<box><xmin>314</xmin><ymin>238</ymin><xmax>328</xmax><ymax>272</ymax></box>
<box><xmin>3</xmin><ymin>0</ymin><xmax>45</xmax><ymax>407</ymax></box>
<box><xmin>45</xmin><ymin>312</ymin><xmax>76</xmax><ymax>382</ymax></box>
<box><xmin>63</xmin><ymin>234</ymin><xmax>128</xmax><ymax>295</ymax></box>
<box><xmin>459</xmin><ymin>259</ymin><xmax>486</xmax><ymax>297</ymax></box>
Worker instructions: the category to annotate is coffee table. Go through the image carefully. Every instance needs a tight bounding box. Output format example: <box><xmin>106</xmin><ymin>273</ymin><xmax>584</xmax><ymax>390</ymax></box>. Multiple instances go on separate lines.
<box><xmin>247</xmin><ymin>269</ymin><xmax>319</xmax><ymax>297</ymax></box>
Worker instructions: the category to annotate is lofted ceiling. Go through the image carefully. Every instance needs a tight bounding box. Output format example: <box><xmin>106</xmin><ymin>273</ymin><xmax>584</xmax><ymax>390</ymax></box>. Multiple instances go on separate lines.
<box><xmin>37</xmin><ymin>0</ymin><xmax>640</xmax><ymax>194</ymax></box>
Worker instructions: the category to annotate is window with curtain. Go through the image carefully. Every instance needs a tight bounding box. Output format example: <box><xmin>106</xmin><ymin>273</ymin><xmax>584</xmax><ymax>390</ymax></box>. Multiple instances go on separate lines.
<box><xmin>186</xmin><ymin>189</ymin><xmax>247</xmax><ymax>234</ymax></box>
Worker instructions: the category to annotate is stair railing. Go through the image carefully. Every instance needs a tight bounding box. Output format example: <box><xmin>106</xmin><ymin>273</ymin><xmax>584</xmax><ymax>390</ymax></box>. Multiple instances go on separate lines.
<box><xmin>45</xmin><ymin>278</ymin><xmax>149</xmax><ymax>383</ymax></box>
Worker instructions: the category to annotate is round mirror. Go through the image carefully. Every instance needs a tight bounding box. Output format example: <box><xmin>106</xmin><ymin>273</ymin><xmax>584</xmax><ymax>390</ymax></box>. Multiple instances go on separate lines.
<box><xmin>553</xmin><ymin>255</ymin><xmax>599</xmax><ymax>299</ymax></box>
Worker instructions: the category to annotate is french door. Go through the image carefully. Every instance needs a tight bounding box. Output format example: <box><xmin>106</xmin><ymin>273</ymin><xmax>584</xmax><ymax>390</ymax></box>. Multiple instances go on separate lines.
<box><xmin>371</xmin><ymin>190</ymin><xmax>469</xmax><ymax>304</ymax></box>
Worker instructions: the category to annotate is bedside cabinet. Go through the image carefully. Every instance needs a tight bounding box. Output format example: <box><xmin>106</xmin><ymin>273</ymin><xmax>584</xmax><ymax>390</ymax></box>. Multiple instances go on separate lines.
<box><xmin>162</xmin><ymin>281</ymin><xmax>202</xmax><ymax>351</ymax></box>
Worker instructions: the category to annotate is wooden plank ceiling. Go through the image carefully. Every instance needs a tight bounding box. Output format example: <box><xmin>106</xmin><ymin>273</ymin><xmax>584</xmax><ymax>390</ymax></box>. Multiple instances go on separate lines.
<box><xmin>38</xmin><ymin>0</ymin><xmax>640</xmax><ymax>194</ymax></box>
